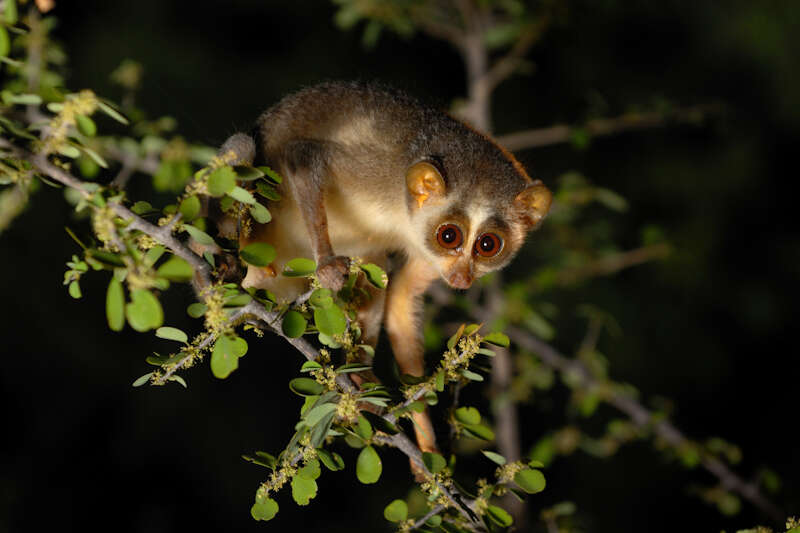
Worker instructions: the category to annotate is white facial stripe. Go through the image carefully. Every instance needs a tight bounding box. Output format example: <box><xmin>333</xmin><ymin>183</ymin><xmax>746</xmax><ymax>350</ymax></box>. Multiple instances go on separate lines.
<box><xmin>466</xmin><ymin>204</ymin><xmax>493</xmax><ymax>246</ymax></box>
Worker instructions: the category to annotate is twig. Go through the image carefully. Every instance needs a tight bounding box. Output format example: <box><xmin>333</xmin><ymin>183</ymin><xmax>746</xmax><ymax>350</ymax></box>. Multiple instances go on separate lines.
<box><xmin>502</xmin><ymin>323</ymin><xmax>785</xmax><ymax>522</ymax></box>
<box><xmin>411</xmin><ymin>504</ymin><xmax>446</xmax><ymax>530</ymax></box>
<box><xmin>554</xmin><ymin>244</ymin><xmax>671</xmax><ymax>286</ymax></box>
<box><xmin>496</xmin><ymin>104</ymin><xmax>721</xmax><ymax>152</ymax></box>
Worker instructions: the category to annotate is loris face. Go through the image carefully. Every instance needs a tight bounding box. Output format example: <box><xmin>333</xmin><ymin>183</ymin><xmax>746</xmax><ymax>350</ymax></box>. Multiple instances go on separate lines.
<box><xmin>406</xmin><ymin>160</ymin><xmax>552</xmax><ymax>289</ymax></box>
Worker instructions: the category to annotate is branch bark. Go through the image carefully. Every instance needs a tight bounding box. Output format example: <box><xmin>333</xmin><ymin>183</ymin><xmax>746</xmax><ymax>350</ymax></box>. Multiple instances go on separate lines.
<box><xmin>496</xmin><ymin>104</ymin><xmax>721</xmax><ymax>152</ymax></box>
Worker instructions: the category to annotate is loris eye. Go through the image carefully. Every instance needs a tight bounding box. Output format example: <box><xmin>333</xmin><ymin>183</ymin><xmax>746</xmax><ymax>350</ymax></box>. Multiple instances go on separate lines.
<box><xmin>436</xmin><ymin>224</ymin><xmax>463</xmax><ymax>249</ymax></box>
<box><xmin>475</xmin><ymin>233</ymin><xmax>503</xmax><ymax>257</ymax></box>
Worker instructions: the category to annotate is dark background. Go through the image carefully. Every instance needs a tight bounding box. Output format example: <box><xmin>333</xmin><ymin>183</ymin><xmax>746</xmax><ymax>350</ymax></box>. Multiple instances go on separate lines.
<box><xmin>1</xmin><ymin>1</ymin><xmax>798</xmax><ymax>531</ymax></box>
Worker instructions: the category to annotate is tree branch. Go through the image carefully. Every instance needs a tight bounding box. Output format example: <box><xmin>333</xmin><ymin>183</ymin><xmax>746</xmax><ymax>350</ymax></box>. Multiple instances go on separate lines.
<box><xmin>503</xmin><ymin>322</ymin><xmax>784</xmax><ymax>522</ymax></box>
<box><xmin>496</xmin><ymin>104</ymin><xmax>722</xmax><ymax>152</ymax></box>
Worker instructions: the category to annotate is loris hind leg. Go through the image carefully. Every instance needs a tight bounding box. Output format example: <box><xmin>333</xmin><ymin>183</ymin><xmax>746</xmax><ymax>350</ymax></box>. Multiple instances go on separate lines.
<box><xmin>384</xmin><ymin>256</ymin><xmax>440</xmax><ymax>476</ymax></box>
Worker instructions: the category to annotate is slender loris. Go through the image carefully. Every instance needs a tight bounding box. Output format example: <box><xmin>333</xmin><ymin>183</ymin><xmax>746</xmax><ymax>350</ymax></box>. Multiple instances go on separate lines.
<box><xmin>218</xmin><ymin>81</ymin><xmax>552</xmax><ymax>457</ymax></box>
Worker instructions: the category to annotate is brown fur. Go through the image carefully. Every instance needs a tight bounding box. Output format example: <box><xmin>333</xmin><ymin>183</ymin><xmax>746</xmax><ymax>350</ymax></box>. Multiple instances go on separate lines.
<box><xmin>222</xmin><ymin>81</ymin><xmax>552</xmax><ymax>459</ymax></box>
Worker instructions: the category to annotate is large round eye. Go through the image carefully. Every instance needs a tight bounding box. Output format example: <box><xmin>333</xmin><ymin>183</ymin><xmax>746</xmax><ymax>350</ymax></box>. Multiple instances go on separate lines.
<box><xmin>436</xmin><ymin>224</ymin><xmax>463</xmax><ymax>249</ymax></box>
<box><xmin>475</xmin><ymin>233</ymin><xmax>503</xmax><ymax>257</ymax></box>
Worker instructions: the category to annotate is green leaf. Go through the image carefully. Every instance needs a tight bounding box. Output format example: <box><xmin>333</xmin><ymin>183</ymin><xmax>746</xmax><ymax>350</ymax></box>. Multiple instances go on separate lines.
<box><xmin>282</xmin><ymin>310</ymin><xmax>307</xmax><ymax>338</ymax></box>
<box><xmin>356</xmin><ymin>445</ymin><xmax>382</xmax><ymax>484</ymax></box>
<box><xmin>283</xmin><ymin>257</ymin><xmax>316</xmax><ymax>277</ymax></box>
<box><xmin>259</xmin><ymin>165</ymin><xmax>283</xmax><ymax>183</ymax></box>
<box><xmin>454</xmin><ymin>406</ymin><xmax>481</xmax><ymax>426</ymax></box>
<box><xmin>183</xmin><ymin>224</ymin><xmax>216</xmax><ymax>246</ymax></box>
<box><xmin>435</xmin><ymin>371</ymin><xmax>445</xmax><ymax>392</ymax></box>
<box><xmin>481</xmin><ymin>450</ymin><xmax>506</xmax><ymax>466</ymax></box>
<box><xmin>483</xmin><ymin>332</ymin><xmax>510</xmax><ymax>347</ymax></box>
<box><xmin>234</xmin><ymin>166</ymin><xmax>264</xmax><ymax>180</ymax></box>
<box><xmin>422</xmin><ymin>452</ymin><xmax>446</xmax><ymax>474</ymax></box>
<box><xmin>317</xmin><ymin>449</ymin><xmax>345</xmax><ymax>471</ymax></box>
<box><xmin>240</xmin><ymin>242</ymin><xmax>276</xmax><ymax>267</ymax></box>
<box><xmin>106</xmin><ymin>277</ymin><xmax>125</xmax><ymax>331</ymax></box>
<box><xmin>169</xmin><ymin>375</ymin><xmax>188</xmax><ymax>388</ymax></box>
<box><xmin>187</xmin><ymin>302</ymin><xmax>207</xmax><ymax>318</ymax></box>
<box><xmin>383</xmin><ymin>499</ymin><xmax>408</xmax><ymax>523</ymax></box>
<box><xmin>314</xmin><ymin>304</ymin><xmax>347</xmax><ymax>337</ymax></box>
<box><xmin>461</xmin><ymin>369</ymin><xmax>484</xmax><ymax>382</ymax></box>
<box><xmin>0</xmin><ymin>28</ymin><xmax>11</xmax><ymax>59</ymax></box>
<box><xmin>179</xmin><ymin>195</ymin><xmax>201</xmax><ymax>222</ymax></box>
<box><xmin>304</xmin><ymin>402</ymin><xmax>337</xmax><ymax>426</ymax></box>
<box><xmin>291</xmin><ymin>476</ymin><xmax>318</xmax><ymax>506</ymax></box>
<box><xmin>354</xmin><ymin>414</ymin><xmax>373</xmax><ymax>441</ymax></box>
<box><xmin>155</xmin><ymin>326</ymin><xmax>188</xmax><ymax>343</ymax></box>
<box><xmin>360</xmin><ymin>263</ymin><xmax>387</xmax><ymax>289</ymax></box>
<box><xmin>143</xmin><ymin>245</ymin><xmax>166</xmax><ymax>267</ymax></box>
<box><xmin>68</xmin><ymin>280</ymin><xmax>82</xmax><ymax>299</ymax></box>
<box><xmin>131</xmin><ymin>201</ymin><xmax>154</xmax><ymax>215</ymax></box>
<box><xmin>76</xmin><ymin>115</ymin><xmax>97</xmax><ymax>137</ymax></box>
<box><xmin>309</xmin><ymin>288</ymin><xmax>334</xmax><ymax>309</ymax></box>
<box><xmin>207</xmin><ymin>166</ymin><xmax>236</xmax><ymax>197</ymax></box>
<box><xmin>250</xmin><ymin>498</ymin><xmax>278</xmax><ymax>521</ymax></box>
<box><xmin>486</xmin><ymin>505</ymin><xmax>513</xmax><ymax>527</ymax></box>
<box><xmin>256</xmin><ymin>180</ymin><xmax>282</xmax><ymax>200</ymax></box>
<box><xmin>461</xmin><ymin>423</ymin><xmax>495</xmax><ymax>441</ymax></box>
<box><xmin>243</xmin><ymin>451</ymin><xmax>277</xmax><ymax>469</ymax></box>
<box><xmin>335</xmin><ymin>363</ymin><xmax>372</xmax><ymax>374</ymax></box>
<box><xmin>97</xmin><ymin>100</ymin><xmax>129</xmax><ymax>125</ymax></box>
<box><xmin>310</xmin><ymin>411</ymin><xmax>335</xmax><ymax>448</ymax></box>
<box><xmin>228</xmin><ymin>185</ymin><xmax>256</xmax><ymax>205</ymax></box>
<box><xmin>224</xmin><ymin>293</ymin><xmax>252</xmax><ymax>307</ymax></box>
<box><xmin>132</xmin><ymin>372</ymin><xmax>152</xmax><ymax>387</ymax></box>
<box><xmin>514</xmin><ymin>468</ymin><xmax>546</xmax><ymax>494</ymax></box>
<box><xmin>300</xmin><ymin>360</ymin><xmax>323</xmax><ymax>372</ymax></box>
<box><xmin>249</xmin><ymin>202</ymin><xmax>271</xmax><ymax>223</ymax></box>
<box><xmin>156</xmin><ymin>255</ymin><xmax>194</xmax><ymax>282</ymax></box>
<box><xmin>125</xmin><ymin>289</ymin><xmax>164</xmax><ymax>332</ymax></box>
<box><xmin>211</xmin><ymin>334</ymin><xmax>247</xmax><ymax>379</ymax></box>
<box><xmin>289</xmin><ymin>377</ymin><xmax>324</xmax><ymax>397</ymax></box>
<box><xmin>5</xmin><ymin>0</ymin><xmax>18</xmax><ymax>25</ymax></box>
<box><xmin>297</xmin><ymin>458</ymin><xmax>321</xmax><ymax>480</ymax></box>
<box><xmin>447</xmin><ymin>323</ymin><xmax>465</xmax><ymax>350</ymax></box>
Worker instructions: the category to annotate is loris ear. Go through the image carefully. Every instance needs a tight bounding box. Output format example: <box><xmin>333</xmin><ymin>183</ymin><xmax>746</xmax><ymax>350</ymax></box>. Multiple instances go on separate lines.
<box><xmin>514</xmin><ymin>180</ymin><xmax>552</xmax><ymax>228</ymax></box>
<box><xmin>406</xmin><ymin>161</ymin><xmax>446</xmax><ymax>209</ymax></box>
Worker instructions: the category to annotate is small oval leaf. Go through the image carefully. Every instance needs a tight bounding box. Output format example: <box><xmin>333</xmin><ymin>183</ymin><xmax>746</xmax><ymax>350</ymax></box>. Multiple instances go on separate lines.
<box><xmin>289</xmin><ymin>377</ymin><xmax>325</xmax><ymax>397</ymax></box>
<box><xmin>283</xmin><ymin>257</ymin><xmax>316</xmax><ymax>277</ymax></box>
<box><xmin>514</xmin><ymin>468</ymin><xmax>546</xmax><ymax>494</ymax></box>
<box><xmin>106</xmin><ymin>277</ymin><xmax>125</xmax><ymax>331</ymax></box>
<box><xmin>250</xmin><ymin>498</ymin><xmax>278</xmax><ymax>521</ymax></box>
<box><xmin>207</xmin><ymin>166</ymin><xmax>236</xmax><ymax>197</ymax></box>
<box><xmin>282</xmin><ymin>310</ymin><xmax>307</xmax><ymax>338</ymax></box>
<box><xmin>383</xmin><ymin>499</ymin><xmax>408</xmax><ymax>523</ymax></box>
<box><xmin>240</xmin><ymin>242</ymin><xmax>276</xmax><ymax>267</ymax></box>
<box><xmin>125</xmin><ymin>289</ymin><xmax>164</xmax><ymax>332</ymax></box>
<box><xmin>356</xmin><ymin>445</ymin><xmax>382</xmax><ymax>484</ymax></box>
<box><xmin>156</xmin><ymin>326</ymin><xmax>188</xmax><ymax>343</ymax></box>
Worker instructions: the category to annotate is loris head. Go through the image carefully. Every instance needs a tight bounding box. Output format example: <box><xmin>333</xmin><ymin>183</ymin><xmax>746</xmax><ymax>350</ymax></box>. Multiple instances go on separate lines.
<box><xmin>405</xmin><ymin>155</ymin><xmax>552</xmax><ymax>289</ymax></box>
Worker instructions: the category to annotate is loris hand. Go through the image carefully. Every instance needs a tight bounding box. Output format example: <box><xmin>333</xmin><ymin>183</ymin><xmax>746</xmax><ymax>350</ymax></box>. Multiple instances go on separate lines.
<box><xmin>316</xmin><ymin>255</ymin><xmax>350</xmax><ymax>292</ymax></box>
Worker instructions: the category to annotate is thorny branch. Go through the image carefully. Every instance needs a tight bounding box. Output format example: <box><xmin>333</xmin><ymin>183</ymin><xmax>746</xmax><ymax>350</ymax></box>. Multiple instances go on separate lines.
<box><xmin>4</xmin><ymin>138</ymin><xmax>485</xmax><ymax>529</ymax></box>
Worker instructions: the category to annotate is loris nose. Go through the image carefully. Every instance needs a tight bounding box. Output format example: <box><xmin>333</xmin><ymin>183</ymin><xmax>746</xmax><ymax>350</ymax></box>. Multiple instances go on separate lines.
<box><xmin>448</xmin><ymin>270</ymin><xmax>473</xmax><ymax>289</ymax></box>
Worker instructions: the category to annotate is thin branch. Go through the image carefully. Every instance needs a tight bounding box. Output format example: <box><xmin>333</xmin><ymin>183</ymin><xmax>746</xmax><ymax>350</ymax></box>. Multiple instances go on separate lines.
<box><xmin>411</xmin><ymin>504</ymin><xmax>446</xmax><ymax>530</ymax></box>
<box><xmin>502</xmin><ymin>323</ymin><xmax>785</xmax><ymax>522</ymax></box>
<box><xmin>554</xmin><ymin>244</ymin><xmax>672</xmax><ymax>286</ymax></box>
<box><xmin>483</xmin><ymin>17</ymin><xmax>548</xmax><ymax>92</ymax></box>
<box><xmin>496</xmin><ymin>104</ymin><xmax>722</xmax><ymax>152</ymax></box>
<box><xmin>5</xmin><ymin>138</ymin><xmax>485</xmax><ymax>527</ymax></box>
